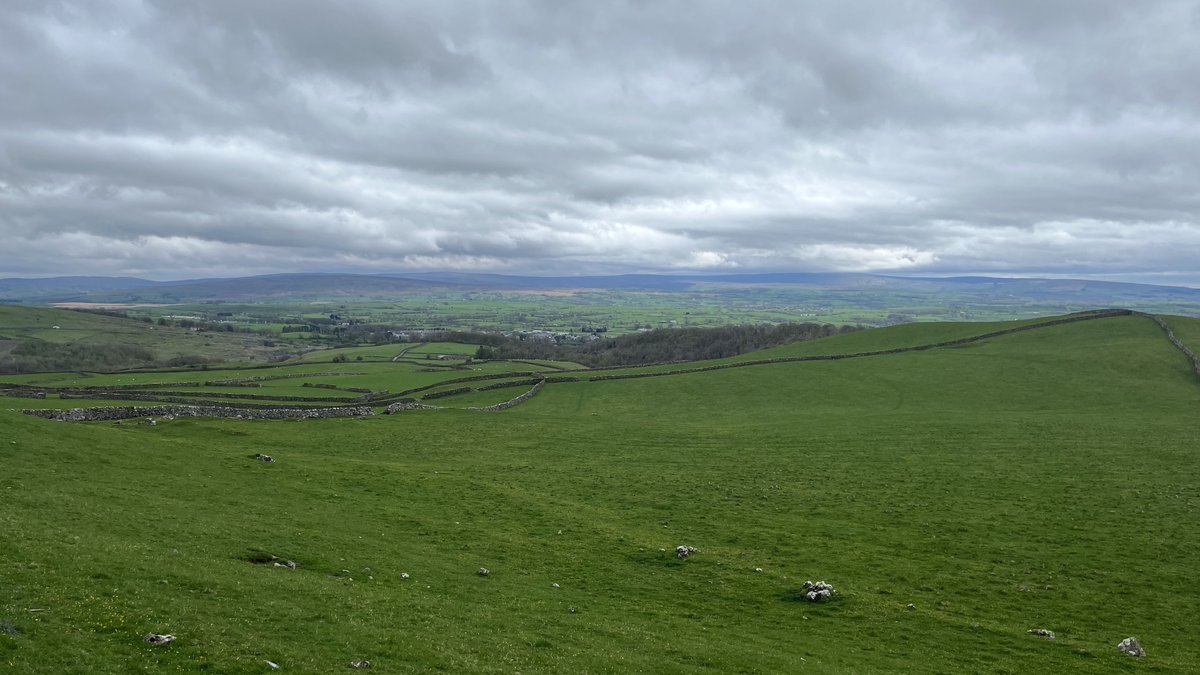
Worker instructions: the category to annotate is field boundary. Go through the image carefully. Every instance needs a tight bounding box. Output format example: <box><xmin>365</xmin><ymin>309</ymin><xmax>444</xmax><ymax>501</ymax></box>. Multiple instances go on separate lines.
<box><xmin>1141</xmin><ymin>313</ymin><xmax>1200</xmax><ymax>378</ymax></box>
<box><xmin>22</xmin><ymin>404</ymin><xmax>376</xmax><ymax>422</ymax></box>
<box><xmin>468</xmin><ymin>379</ymin><xmax>546</xmax><ymax>412</ymax></box>
<box><xmin>22</xmin><ymin>308</ymin><xmax>1185</xmax><ymax>420</ymax></box>
<box><xmin>575</xmin><ymin>309</ymin><xmax>1135</xmax><ymax>383</ymax></box>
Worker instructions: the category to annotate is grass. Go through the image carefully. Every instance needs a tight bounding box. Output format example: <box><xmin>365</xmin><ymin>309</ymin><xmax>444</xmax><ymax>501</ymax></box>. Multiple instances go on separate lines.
<box><xmin>2</xmin><ymin>313</ymin><xmax>1199</xmax><ymax>672</ymax></box>
<box><xmin>0</xmin><ymin>305</ymin><xmax>284</xmax><ymax>365</ymax></box>
<box><xmin>1162</xmin><ymin>315</ymin><xmax>1200</xmax><ymax>354</ymax></box>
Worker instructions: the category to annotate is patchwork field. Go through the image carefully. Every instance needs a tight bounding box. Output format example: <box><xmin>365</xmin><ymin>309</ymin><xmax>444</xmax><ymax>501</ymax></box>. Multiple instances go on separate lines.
<box><xmin>2</xmin><ymin>311</ymin><xmax>1199</xmax><ymax>672</ymax></box>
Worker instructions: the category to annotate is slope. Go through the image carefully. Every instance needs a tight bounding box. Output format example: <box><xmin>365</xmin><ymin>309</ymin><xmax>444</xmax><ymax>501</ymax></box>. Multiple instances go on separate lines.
<box><xmin>1</xmin><ymin>313</ymin><xmax>1198</xmax><ymax>673</ymax></box>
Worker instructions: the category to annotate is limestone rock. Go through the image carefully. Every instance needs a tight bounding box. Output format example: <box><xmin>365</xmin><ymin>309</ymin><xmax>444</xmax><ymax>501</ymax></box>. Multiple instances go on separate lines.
<box><xmin>1117</xmin><ymin>637</ymin><xmax>1146</xmax><ymax>658</ymax></box>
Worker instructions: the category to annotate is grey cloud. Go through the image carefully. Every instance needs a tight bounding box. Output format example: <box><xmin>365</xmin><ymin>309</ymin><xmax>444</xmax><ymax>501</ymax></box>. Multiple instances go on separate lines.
<box><xmin>1</xmin><ymin>0</ymin><xmax>1198</xmax><ymax>283</ymax></box>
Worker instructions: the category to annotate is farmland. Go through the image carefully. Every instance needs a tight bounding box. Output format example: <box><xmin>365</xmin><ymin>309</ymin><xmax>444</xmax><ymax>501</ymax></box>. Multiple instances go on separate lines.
<box><xmin>2</xmin><ymin>310</ymin><xmax>1199</xmax><ymax>672</ymax></box>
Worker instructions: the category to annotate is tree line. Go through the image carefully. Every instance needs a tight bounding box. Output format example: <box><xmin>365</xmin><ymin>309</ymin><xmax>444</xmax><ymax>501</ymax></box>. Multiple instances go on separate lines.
<box><xmin>476</xmin><ymin>323</ymin><xmax>861</xmax><ymax>367</ymax></box>
<box><xmin>0</xmin><ymin>341</ymin><xmax>213</xmax><ymax>374</ymax></box>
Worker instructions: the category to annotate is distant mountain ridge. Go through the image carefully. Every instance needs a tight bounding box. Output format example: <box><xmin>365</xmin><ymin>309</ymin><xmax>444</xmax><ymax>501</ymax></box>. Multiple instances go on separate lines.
<box><xmin>2</xmin><ymin>271</ymin><xmax>1199</xmax><ymax>307</ymax></box>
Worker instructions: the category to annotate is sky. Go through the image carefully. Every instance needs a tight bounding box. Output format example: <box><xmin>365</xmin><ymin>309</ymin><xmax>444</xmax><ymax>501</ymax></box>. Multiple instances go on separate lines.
<box><xmin>1</xmin><ymin>1</ymin><xmax>1199</xmax><ymax>284</ymax></box>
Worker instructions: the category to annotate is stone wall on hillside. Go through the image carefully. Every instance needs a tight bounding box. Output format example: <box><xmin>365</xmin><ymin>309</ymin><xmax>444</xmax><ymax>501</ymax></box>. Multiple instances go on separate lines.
<box><xmin>58</xmin><ymin>390</ymin><xmax>366</xmax><ymax>404</ymax></box>
<box><xmin>1141</xmin><ymin>313</ymin><xmax>1200</xmax><ymax>377</ymax></box>
<box><xmin>468</xmin><ymin>379</ymin><xmax>545</xmax><ymax>412</ymax></box>
<box><xmin>584</xmin><ymin>310</ymin><xmax>1136</xmax><ymax>383</ymax></box>
<box><xmin>22</xmin><ymin>404</ymin><xmax>376</xmax><ymax>422</ymax></box>
<box><xmin>384</xmin><ymin>400</ymin><xmax>441</xmax><ymax>413</ymax></box>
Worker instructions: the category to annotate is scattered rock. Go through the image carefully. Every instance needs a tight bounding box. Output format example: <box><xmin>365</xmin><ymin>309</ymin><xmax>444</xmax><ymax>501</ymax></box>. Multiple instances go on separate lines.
<box><xmin>675</xmin><ymin>545</ymin><xmax>699</xmax><ymax>560</ymax></box>
<box><xmin>400</xmin><ymin>572</ymin><xmax>410</xmax><ymax>580</ymax></box>
<box><xmin>350</xmin><ymin>660</ymin><xmax>372</xmax><ymax>669</ymax></box>
<box><xmin>803</xmin><ymin>580</ymin><xmax>835</xmax><ymax>602</ymax></box>
<box><xmin>568</xmin><ymin>607</ymin><xmax>577</xmax><ymax>613</ymax></box>
<box><xmin>754</xmin><ymin>567</ymin><xmax>763</xmax><ymax>573</ymax></box>
<box><xmin>552</xmin><ymin>583</ymin><xmax>560</xmax><ymax>589</ymax></box>
<box><xmin>478</xmin><ymin>567</ymin><xmax>490</xmax><ymax>577</ymax></box>
<box><xmin>1117</xmin><ymin>637</ymin><xmax>1146</xmax><ymax>658</ymax></box>
<box><xmin>145</xmin><ymin>419</ymin><xmax>156</xmax><ymax>426</ymax></box>
<box><xmin>266</xmin><ymin>660</ymin><xmax>279</xmax><ymax>669</ymax></box>
<box><xmin>272</xmin><ymin>560</ymin><xmax>297</xmax><ymax>570</ymax></box>
<box><xmin>906</xmin><ymin>603</ymin><xmax>916</xmax><ymax>611</ymax></box>
<box><xmin>144</xmin><ymin>634</ymin><xmax>175</xmax><ymax>646</ymax></box>
<box><xmin>1028</xmin><ymin>628</ymin><xmax>1055</xmax><ymax>641</ymax></box>
<box><xmin>253</xmin><ymin>453</ymin><xmax>274</xmax><ymax>463</ymax></box>
<box><xmin>0</xmin><ymin>619</ymin><xmax>21</xmax><ymax>636</ymax></box>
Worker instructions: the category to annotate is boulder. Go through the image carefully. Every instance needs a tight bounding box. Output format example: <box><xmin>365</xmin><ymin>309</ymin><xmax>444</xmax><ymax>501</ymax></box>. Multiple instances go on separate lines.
<box><xmin>803</xmin><ymin>580</ymin><xmax>835</xmax><ymax>602</ymax></box>
<box><xmin>1117</xmin><ymin>637</ymin><xmax>1146</xmax><ymax>658</ymax></box>
<box><xmin>675</xmin><ymin>545</ymin><xmax>699</xmax><ymax>560</ymax></box>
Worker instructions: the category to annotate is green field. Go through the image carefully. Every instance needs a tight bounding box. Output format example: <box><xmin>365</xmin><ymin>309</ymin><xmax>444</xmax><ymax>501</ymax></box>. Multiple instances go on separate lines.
<box><xmin>2</xmin><ymin>312</ymin><xmax>1199</xmax><ymax>672</ymax></box>
<box><xmin>0</xmin><ymin>305</ymin><xmax>289</xmax><ymax>369</ymax></box>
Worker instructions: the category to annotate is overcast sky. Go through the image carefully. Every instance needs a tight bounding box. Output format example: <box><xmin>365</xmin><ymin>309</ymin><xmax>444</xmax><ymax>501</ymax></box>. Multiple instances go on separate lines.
<box><xmin>2</xmin><ymin>1</ymin><xmax>1198</xmax><ymax>284</ymax></box>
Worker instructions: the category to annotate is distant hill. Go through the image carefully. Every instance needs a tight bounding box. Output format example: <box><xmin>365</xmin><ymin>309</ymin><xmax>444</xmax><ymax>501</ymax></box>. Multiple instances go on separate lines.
<box><xmin>0</xmin><ymin>276</ymin><xmax>159</xmax><ymax>302</ymax></box>
<box><xmin>1</xmin><ymin>272</ymin><xmax>1199</xmax><ymax>317</ymax></box>
<box><xmin>61</xmin><ymin>273</ymin><xmax>459</xmax><ymax>303</ymax></box>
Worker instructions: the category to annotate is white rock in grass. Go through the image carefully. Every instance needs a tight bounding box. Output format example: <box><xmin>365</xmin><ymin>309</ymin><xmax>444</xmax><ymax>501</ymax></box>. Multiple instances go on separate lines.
<box><xmin>803</xmin><ymin>580</ymin><xmax>835</xmax><ymax>602</ymax></box>
<box><xmin>1117</xmin><ymin>637</ymin><xmax>1146</xmax><ymax>658</ymax></box>
<box><xmin>1027</xmin><ymin>628</ymin><xmax>1055</xmax><ymax>641</ymax></box>
<box><xmin>675</xmin><ymin>545</ymin><xmax>699</xmax><ymax>560</ymax></box>
<box><xmin>143</xmin><ymin>634</ymin><xmax>175</xmax><ymax>646</ymax></box>
<box><xmin>478</xmin><ymin>567</ymin><xmax>490</xmax><ymax>577</ymax></box>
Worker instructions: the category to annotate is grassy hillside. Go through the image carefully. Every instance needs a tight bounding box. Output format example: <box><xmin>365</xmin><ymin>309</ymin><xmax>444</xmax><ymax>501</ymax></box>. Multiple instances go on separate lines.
<box><xmin>2</xmin><ymin>313</ymin><xmax>1199</xmax><ymax>672</ymax></box>
<box><xmin>0</xmin><ymin>305</ymin><xmax>286</xmax><ymax>370</ymax></box>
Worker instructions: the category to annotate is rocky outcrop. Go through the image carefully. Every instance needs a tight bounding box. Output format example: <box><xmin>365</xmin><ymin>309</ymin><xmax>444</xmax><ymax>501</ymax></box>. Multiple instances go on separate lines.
<box><xmin>803</xmin><ymin>580</ymin><xmax>836</xmax><ymax>602</ymax></box>
<box><xmin>1117</xmin><ymin>637</ymin><xmax>1146</xmax><ymax>658</ymax></box>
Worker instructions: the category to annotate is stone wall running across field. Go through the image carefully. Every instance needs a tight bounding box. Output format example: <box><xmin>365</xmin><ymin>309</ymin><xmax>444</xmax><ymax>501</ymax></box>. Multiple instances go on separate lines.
<box><xmin>468</xmin><ymin>379</ymin><xmax>546</xmax><ymax>412</ymax></box>
<box><xmin>583</xmin><ymin>310</ymin><xmax>1136</xmax><ymax>383</ymax></box>
<box><xmin>22</xmin><ymin>405</ymin><xmax>376</xmax><ymax>423</ymax></box>
<box><xmin>1140</xmin><ymin>313</ymin><xmax>1200</xmax><ymax>378</ymax></box>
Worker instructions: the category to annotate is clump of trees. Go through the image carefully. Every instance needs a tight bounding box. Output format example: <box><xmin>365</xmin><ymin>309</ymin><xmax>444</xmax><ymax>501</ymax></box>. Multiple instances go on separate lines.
<box><xmin>0</xmin><ymin>341</ymin><xmax>157</xmax><ymax>373</ymax></box>
<box><xmin>476</xmin><ymin>323</ymin><xmax>861</xmax><ymax>367</ymax></box>
<box><xmin>0</xmin><ymin>340</ymin><xmax>214</xmax><ymax>374</ymax></box>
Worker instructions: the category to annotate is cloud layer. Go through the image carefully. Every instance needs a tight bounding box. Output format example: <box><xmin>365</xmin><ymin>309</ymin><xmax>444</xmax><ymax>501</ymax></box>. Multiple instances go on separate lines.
<box><xmin>2</xmin><ymin>0</ymin><xmax>1198</xmax><ymax>282</ymax></box>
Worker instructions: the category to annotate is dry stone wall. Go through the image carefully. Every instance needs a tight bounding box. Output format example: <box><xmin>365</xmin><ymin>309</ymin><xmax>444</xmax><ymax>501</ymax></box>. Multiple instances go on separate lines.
<box><xmin>584</xmin><ymin>310</ymin><xmax>1135</xmax><ymax>383</ymax></box>
<box><xmin>1140</xmin><ymin>313</ymin><xmax>1200</xmax><ymax>377</ymax></box>
<box><xmin>468</xmin><ymin>379</ymin><xmax>545</xmax><ymax>412</ymax></box>
<box><xmin>22</xmin><ymin>404</ymin><xmax>376</xmax><ymax>422</ymax></box>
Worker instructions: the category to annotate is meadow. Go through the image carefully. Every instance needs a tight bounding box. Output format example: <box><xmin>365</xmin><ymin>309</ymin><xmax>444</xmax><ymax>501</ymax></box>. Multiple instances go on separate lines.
<box><xmin>2</xmin><ymin>312</ymin><xmax>1199</xmax><ymax>672</ymax></box>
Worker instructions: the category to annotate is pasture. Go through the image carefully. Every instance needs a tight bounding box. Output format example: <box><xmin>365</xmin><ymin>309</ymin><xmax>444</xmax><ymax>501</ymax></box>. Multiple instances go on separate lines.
<box><xmin>2</xmin><ymin>311</ymin><xmax>1198</xmax><ymax>672</ymax></box>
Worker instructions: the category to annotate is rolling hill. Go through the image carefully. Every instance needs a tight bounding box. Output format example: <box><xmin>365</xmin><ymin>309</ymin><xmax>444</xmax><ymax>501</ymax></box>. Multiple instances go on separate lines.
<box><xmin>2</xmin><ymin>273</ymin><xmax>1199</xmax><ymax>319</ymax></box>
<box><xmin>2</xmin><ymin>312</ymin><xmax>1198</xmax><ymax>672</ymax></box>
